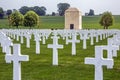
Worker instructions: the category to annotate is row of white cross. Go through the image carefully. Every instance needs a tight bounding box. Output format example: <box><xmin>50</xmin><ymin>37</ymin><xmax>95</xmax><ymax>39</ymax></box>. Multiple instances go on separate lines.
<box><xmin>0</xmin><ymin>32</ymin><xmax>29</xmax><ymax>80</ymax></box>
<box><xmin>0</xmin><ymin>29</ymin><xmax>119</xmax><ymax>80</ymax></box>
<box><xmin>2</xmin><ymin>29</ymin><xmax>115</xmax><ymax>54</ymax></box>
<box><xmin>85</xmin><ymin>37</ymin><xmax>120</xmax><ymax>80</ymax></box>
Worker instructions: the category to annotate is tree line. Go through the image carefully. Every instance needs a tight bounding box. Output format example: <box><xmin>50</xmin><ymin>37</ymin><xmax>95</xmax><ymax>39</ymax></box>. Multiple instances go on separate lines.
<box><xmin>7</xmin><ymin>10</ymin><xmax>115</xmax><ymax>29</ymax></box>
<box><xmin>0</xmin><ymin>2</ymin><xmax>114</xmax><ymax>29</ymax></box>
<box><xmin>0</xmin><ymin>3</ymin><xmax>71</xmax><ymax>19</ymax></box>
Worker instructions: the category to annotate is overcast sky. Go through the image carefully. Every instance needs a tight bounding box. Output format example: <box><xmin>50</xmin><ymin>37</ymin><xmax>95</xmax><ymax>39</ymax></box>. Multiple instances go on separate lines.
<box><xmin>0</xmin><ymin>0</ymin><xmax>120</xmax><ymax>15</ymax></box>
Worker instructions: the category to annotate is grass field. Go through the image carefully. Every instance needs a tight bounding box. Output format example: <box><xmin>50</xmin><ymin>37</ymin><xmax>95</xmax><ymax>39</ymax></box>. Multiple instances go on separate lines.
<box><xmin>0</xmin><ymin>15</ymin><xmax>120</xmax><ymax>29</ymax></box>
<box><xmin>0</xmin><ymin>33</ymin><xmax>120</xmax><ymax>80</ymax></box>
<box><xmin>0</xmin><ymin>16</ymin><xmax>120</xmax><ymax>80</ymax></box>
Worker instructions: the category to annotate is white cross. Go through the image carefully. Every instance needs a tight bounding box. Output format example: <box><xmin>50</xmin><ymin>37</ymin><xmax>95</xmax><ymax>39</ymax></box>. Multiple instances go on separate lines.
<box><xmin>112</xmin><ymin>35</ymin><xmax>120</xmax><ymax>50</ymax></box>
<box><xmin>4</xmin><ymin>37</ymin><xmax>13</xmax><ymax>55</ymax></box>
<box><xmin>5</xmin><ymin>44</ymin><xmax>29</xmax><ymax>80</ymax></box>
<box><xmin>48</xmin><ymin>33</ymin><xmax>63</xmax><ymax>66</ymax></box>
<box><xmin>41</xmin><ymin>31</ymin><xmax>51</xmax><ymax>44</ymax></box>
<box><xmin>107</xmin><ymin>38</ymin><xmax>119</xmax><ymax>58</ymax></box>
<box><xmin>89</xmin><ymin>31</ymin><xmax>95</xmax><ymax>45</ymax></box>
<box><xmin>80</xmin><ymin>32</ymin><xmax>89</xmax><ymax>49</ymax></box>
<box><xmin>0</xmin><ymin>33</ymin><xmax>13</xmax><ymax>54</ymax></box>
<box><xmin>103</xmin><ymin>32</ymin><xmax>106</xmax><ymax>39</ymax></box>
<box><xmin>16</xmin><ymin>32</ymin><xmax>20</xmax><ymax>41</ymax></box>
<box><xmin>0</xmin><ymin>33</ymin><xmax>7</xmax><ymax>53</ymax></box>
<box><xmin>66</xmin><ymin>31</ymin><xmax>80</xmax><ymax>55</ymax></box>
<box><xmin>95</xmin><ymin>32</ymin><xmax>99</xmax><ymax>43</ymax></box>
<box><xmin>85</xmin><ymin>46</ymin><xmax>113</xmax><ymax>80</ymax></box>
<box><xmin>20</xmin><ymin>33</ymin><xmax>24</xmax><ymax>44</ymax></box>
<box><xmin>34</xmin><ymin>34</ymin><xmax>41</xmax><ymax>54</ymax></box>
<box><xmin>24</xmin><ymin>32</ymin><xmax>31</xmax><ymax>48</ymax></box>
<box><xmin>100</xmin><ymin>33</ymin><xmax>103</xmax><ymax>40</ymax></box>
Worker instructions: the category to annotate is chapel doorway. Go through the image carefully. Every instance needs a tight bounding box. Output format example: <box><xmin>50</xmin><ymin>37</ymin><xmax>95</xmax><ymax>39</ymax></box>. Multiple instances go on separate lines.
<box><xmin>70</xmin><ymin>24</ymin><xmax>74</xmax><ymax>29</ymax></box>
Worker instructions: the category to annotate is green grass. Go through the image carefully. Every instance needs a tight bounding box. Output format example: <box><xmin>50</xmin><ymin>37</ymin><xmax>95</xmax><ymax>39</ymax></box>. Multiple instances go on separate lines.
<box><xmin>0</xmin><ymin>34</ymin><xmax>120</xmax><ymax>80</ymax></box>
<box><xmin>0</xmin><ymin>15</ymin><xmax>120</xmax><ymax>80</ymax></box>
<box><xmin>0</xmin><ymin>15</ymin><xmax>120</xmax><ymax>29</ymax></box>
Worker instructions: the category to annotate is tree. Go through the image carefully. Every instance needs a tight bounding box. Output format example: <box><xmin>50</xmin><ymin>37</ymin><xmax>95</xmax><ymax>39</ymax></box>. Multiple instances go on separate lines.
<box><xmin>88</xmin><ymin>9</ymin><xmax>94</xmax><ymax>16</ymax></box>
<box><xmin>57</xmin><ymin>3</ymin><xmax>70</xmax><ymax>16</ymax></box>
<box><xmin>99</xmin><ymin>11</ymin><xmax>114</xmax><ymax>29</ymax></box>
<box><xmin>40</xmin><ymin>6</ymin><xmax>47</xmax><ymax>16</ymax></box>
<box><xmin>40</xmin><ymin>6</ymin><xmax>47</xmax><ymax>11</ymax></box>
<box><xmin>6</xmin><ymin>9</ymin><xmax>12</xmax><ymax>16</ymax></box>
<box><xmin>6</xmin><ymin>9</ymin><xmax>12</xmax><ymax>27</ymax></box>
<box><xmin>19</xmin><ymin>6</ymin><xmax>30</xmax><ymax>15</ymax></box>
<box><xmin>19</xmin><ymin>6</ymin><xmax>47</xmax><ymax>16</ymax></box>
<box><xmin>0</xmin><ymin>7</ymin><xmax>4</xmax><ymax>19</ymax></box>
<box><xmin>32</xmin><ymin>6</ymin><xmax>46</xmax><ymax>16</ymax></box>
<box><xmin>10</xmin><ymin>11</ymin><xmax>24</xmax><ymax>28</ymax></box>
<box><xmin>52</xmin><ymin>12</ymin><xmax>56</xmax><ymax>16</ymax></box>
<box><xmin>24</xmin><ymin>11</ymin><xmax>39</xmax><ymax>28</ymax></box>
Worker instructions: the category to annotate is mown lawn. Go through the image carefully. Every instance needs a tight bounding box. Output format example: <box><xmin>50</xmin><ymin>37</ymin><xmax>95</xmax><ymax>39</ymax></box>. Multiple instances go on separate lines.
<box><xmin>0</xmin><ymin>15</ymin><xmax>120</xmax><ymax>80</ymax></box>
<box><xmin>0</xmin><ymin>34</ymin><xmax>120</xmax><ymax>80</ymax></box>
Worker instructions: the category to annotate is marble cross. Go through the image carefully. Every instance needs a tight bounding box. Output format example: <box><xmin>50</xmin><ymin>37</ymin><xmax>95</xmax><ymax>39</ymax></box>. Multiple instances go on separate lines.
<box><xmin>81</xmin><ymin>32</ymin><xmax>89</xmax><ymax>49</ymax></box>
<box><xmin>5</xmin><ymin>44</ymin><xmax>29</xmax><ymax>80</ymax></box>
<box><xmin>4</xmin><ymin>37</ymin><xmax>13</xmax><ymax>55</ymax></box>
<box><xmin>112</xmin><ymin>35</ymin><xmax>120</xmax><ymax>50</ymax></box>
<box><xmin>0</xmin><ymin>33</ymin><xmax>13</xmax><ymax>54</ymax></box>
<box><xmin>20</xmin><ymin>33</ymin><xmax>24</xmax><ymax>44</ymax></box>
<box><xmin>16</xmin><ymin>34</ymin><xmax>19</xmax><ymax>41</ymax></box>
<box><xmin>41</xmin><ymin>31</ymin><xmax>51</xmax><ymax>44</ymax></box>
<box><xmin>85</xmin><ymin>46</ymin><xmax>113</xmax><ymax>80</ymax></box>
<box><xmin>89</xmin><ymin>31</ymin><xmax>95</xmax><ymax>45</ymax></box>
<box><xmin>48</xmin><ymin>32</ymin><xmax>63</xmax><ymax>66</ymax></box>
<box><xmin>34</xmin><ymin>34</ymin><xmax>41</xmax><ymax>54</ymax></box>
<box><xmin>24</xmin><ymin>32</ymin><xmax>31</xmax><ymax>48</ymax></box>
<box><xmin>107</xmin><ymin>38</ymin><xmax>119</xmax><ymax>58</ymax></box>
<box><xmin>66</xmin><ymin>31</ymin><xmax>80</xmax><ymax>55</ymax></box>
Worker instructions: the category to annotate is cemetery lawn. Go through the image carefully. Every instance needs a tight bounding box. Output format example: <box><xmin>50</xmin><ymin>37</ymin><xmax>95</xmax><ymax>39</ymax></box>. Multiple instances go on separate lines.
<box><xmin>0</xmin><ymin>35</ymin><xmax>120</xmax><ymax>80</ymax></box>
<box><xmin>0</xmin><ymin>15</ymin><xmax>120</xmax><ymax>29</ymax></box>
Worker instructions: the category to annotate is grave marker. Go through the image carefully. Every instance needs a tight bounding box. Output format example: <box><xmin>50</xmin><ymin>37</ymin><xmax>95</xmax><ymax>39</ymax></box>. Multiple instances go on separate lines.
<box><xmin>34</xmin><ymin>33</ymin><xmax>41</xmax><ymax>54</ymax></box>
<box><xmin>24</xmin><ymin>32</ymin><xmax>31</xmax><ymax>48</ymax></box>
<box><xmin>85</xmin><ymin>46</ymin><xmax>113</xmax><ymax>80</ymax></box>
<box><xmin>66</xmin><ymin>31</ymin><xmax>80</xmax><ymax>55</ymax></box>
<box><xmin>48</xmin><ymin>31</ymin><xmax>63</xmax><ymax>65</ymax></box>
<box><xmin>80</xmin><ymin>31</ymin><xmax>89</xmax><ymax>49</ymax></box>
<box><xmin>5</xmin><ymin>44</ymin><xmax>29</xmax><ymax>80</ymax></box>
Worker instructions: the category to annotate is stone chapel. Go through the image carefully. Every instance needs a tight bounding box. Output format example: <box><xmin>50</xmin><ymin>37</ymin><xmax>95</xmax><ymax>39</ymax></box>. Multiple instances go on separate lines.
<box><xmin>65</xmin><ymin>7</ymin><xmax>82</xmax><ymax>29</ymax></box>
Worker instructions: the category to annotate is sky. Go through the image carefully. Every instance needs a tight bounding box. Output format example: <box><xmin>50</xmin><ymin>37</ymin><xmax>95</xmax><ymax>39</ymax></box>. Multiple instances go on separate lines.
<box><xmin>0</xmin><ymin>0</ymin><xmax>120</xmax><ymax>15</ymax></box>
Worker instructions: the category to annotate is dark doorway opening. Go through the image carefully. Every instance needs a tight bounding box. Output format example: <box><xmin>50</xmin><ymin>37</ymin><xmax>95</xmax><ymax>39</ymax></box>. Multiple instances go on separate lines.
<box><xmin>70</xmin><ymin>24</ymin><xmax>74</xmax><ymax>29</ymax></box>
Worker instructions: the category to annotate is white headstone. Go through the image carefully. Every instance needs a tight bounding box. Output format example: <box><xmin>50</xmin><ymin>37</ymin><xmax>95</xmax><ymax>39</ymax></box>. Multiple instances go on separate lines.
<box><xmin>96</xmin><ymin>33</ymin><xmax>99</xmax><ymax>42</ymax></box>
<box><xmin>85</xmin><ymin>46</ymin><xmax>113</xmax><ymax>80</ymax></box>
<box><xmin>5</xmin><ymin>44</ymin><xmax>29</xmax><ymax>80</ymax></box>
<box><xmin>40</xmin><ymin>30</ymin><xmax>51</xmax><ymax>44</ymax></box>
<box><xmin>34</xmin><ymin>34</ymin><xmax>41</xmax><ymax>54</ymax></box>
<box><xmin>80</xmin><ymin>32</ymin><xmax>89</xmax><ymax>49</ymax></box>
<box><xmin>16</xmin><ymin>34</ymin><xmax>19</xmax><ymax>41</ymax></box>
<box><xmin>107</xmin><ymin>38</ymin><xmax>119</xmax><ymax>58</ymax></box>
<box><xmin>66</xmin><ymin>31</ymin><xmax>80</xmax><ymax>55</ymax></box>
<box><xmin>89</xmin><ymin>31</ymin><xmax>95</xmax><ymax>45</ymax></box>
<box><xmin>4</xmin><ymin>37</ymin><xmax>13</xmax><ymax>55</ymax></box>
<box><xmin>20</xmin><ymin>33</ymin><xmax>24</xmax><ymax>44</ymax></box>
<box><xmin>24</xmin><ymin>32</ymin><xmax>31</xmax><ymax>48</ymax></box>
<box><xmin>0</xmin><ymin>33</ymin><xmax>13</xmax><ymax>54</ymax></box>
<box><xmin>48</xmin><ymin>32</ymin><xmax>63</xmax><ymax>65</ymax></box>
